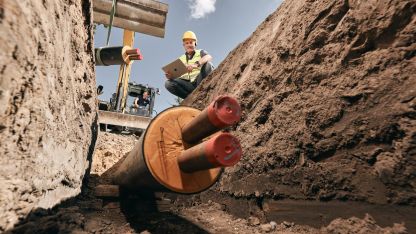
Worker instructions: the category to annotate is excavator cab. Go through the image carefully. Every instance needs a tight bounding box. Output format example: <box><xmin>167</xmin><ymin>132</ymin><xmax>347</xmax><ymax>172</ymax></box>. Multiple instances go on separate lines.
<box><xmin>98</xmin><ymin>82</ymin><xmax>159</xmax><ymax>133</ymax></box>
<box><xmin>125</xmin><ymin>82</ymin><xmax>158</xmax><ymax>117</ymax></box>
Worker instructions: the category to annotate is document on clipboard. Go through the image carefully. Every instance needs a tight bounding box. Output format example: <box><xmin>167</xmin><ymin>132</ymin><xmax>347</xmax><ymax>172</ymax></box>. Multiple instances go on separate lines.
<box><xmin>162</xmin><ymin>59</ymin><xmax>188</xmax><ymax>79</ymax></box>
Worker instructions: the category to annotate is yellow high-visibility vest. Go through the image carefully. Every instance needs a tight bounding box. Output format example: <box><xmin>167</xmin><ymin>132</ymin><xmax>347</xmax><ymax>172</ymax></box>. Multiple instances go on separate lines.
<box><xmin>179</xmin><ymin>50</ymin><xmax>202</xmax><ymax>83</ymax></box>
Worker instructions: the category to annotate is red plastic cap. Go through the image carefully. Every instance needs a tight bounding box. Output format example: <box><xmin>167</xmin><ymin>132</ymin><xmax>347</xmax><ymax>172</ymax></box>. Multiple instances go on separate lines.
<box><xmin>207</xmin><ymin>95</ymin><xmax>241</xmax><ymax>128</ymax></box>
<box><xmin>126</xmin><ymin>48</ymin><xmax>140</xmax><ymax>54</ymax></box>
<box><xmin>205</xmin><ymin>133</ymin><xmax>242</xmax><ymax>167</ymax></box>
<box><xmin>138</xmin><ymin>49</ymin><xmax>143</xmax><ymax>60</ymax></box>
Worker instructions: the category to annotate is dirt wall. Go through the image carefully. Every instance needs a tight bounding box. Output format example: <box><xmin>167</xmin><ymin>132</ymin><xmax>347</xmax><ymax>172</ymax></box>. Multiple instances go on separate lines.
<box><xmin>184</xmin><ymin>0</ymin><xmax>416</xmax><ymax>205</ymax></box>
<box><xmin>0</xmin><ymin>0</ymin><xmax>96</xmax><ymax>231</ymax></box>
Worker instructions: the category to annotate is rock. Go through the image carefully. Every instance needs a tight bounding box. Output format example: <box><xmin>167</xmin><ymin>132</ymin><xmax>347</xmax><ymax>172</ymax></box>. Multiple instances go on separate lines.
<box><xmin>103</xmin><ymin>202</ymin><xmax>120</xmax><ymax>209</ymax></box>
<box><xmin>323</xmin><ymin>214</ymin><xmax>407</xmax><ymax>234</ymax></box>
<box><xmin>103</xmin><ymin>219</ymin><xmax>112</xmax><ymax>225</ymax></box>
<box><xmin>248</xmin><ymin>216</ymin><xmax>260</xmax><ymax>226</ymax></box>
<box><xmin>270</xmin><ymin>221</ymin><xmax>277</xmax><ymax>230</ymax></box>
<box><xmin>84</xmin><ymin>220</ymin><xmax>100</xmax><ymax>231</ymax></box>
<box><xmin>282</xmin><ymin>221</ymin><xmax>294</xmax><ymax>228</ymax></box>
<box><xmin>78</xmin><ymin>200</ymin><xmax>103</xmax><ymax>210</ymax></box>
<box><xmin>260</xmin><ymin>223</ymin><xmax>273</xmax><ymax>232</ymax></box>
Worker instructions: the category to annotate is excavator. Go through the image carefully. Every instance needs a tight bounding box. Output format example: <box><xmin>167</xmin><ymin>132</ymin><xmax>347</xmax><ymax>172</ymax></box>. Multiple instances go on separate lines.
<box><xmin>97</xmin><ymin>82</ymin><xmax>159</xmax><ymax>132</ymax></box>
<box><xmin>92</xmin><ymin>0</ymin><xmax>168</xmax><ymax>133</ymax></box>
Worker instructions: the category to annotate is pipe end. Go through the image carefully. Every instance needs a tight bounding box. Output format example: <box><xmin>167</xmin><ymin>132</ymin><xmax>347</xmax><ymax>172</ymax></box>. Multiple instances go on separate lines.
<box><xmin>205</xmin><ymin>133</ymin><xmax>242</xmax><ymax>167</ymax></box>
<box><xmin>207</xmin><ymin>95</ymin><xmax>241</xmax><ymax>128</ymax></box>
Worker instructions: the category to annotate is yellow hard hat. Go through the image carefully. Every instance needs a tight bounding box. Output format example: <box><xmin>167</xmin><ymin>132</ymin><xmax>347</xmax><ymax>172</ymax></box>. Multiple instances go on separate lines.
<box><xmin>182</xmin><ymin>31</ymin><xmax>197</xmax><ymax>43</ymax></box>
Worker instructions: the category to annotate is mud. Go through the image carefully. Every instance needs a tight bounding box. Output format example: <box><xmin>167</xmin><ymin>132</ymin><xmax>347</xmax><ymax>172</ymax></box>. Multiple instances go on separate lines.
<box><xmin>0</xmin><ymin>0</ymin><xmax>96</xmax><ymax>231</ymax></box>
<box><xmin>183</xmin><ymin>0</ymin><xmax>416</xmax><ymax>206</ymax></box>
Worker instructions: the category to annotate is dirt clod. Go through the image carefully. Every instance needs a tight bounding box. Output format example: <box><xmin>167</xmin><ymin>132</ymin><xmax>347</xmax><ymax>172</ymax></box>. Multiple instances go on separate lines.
<box><xmin>248</xmin><ymin>216</ymin><xmax>261</xmax><ymax>226</ymax></box>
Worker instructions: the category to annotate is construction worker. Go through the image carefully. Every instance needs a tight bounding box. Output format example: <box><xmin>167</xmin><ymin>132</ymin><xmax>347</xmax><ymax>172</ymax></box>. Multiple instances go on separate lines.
<box><xmin>133</xmin><ymin>91</ymin><xmax>150</xmax><ymax>108</ymax></box>
<box><xmin>133</xmin><ymin>91</ymin><xmax>150</xmax><ymax>115</ymax></box>
<box><xmin>165</xmin><ymin>31</ymin><xmax>214</xmax><ymax>99</ymax></box>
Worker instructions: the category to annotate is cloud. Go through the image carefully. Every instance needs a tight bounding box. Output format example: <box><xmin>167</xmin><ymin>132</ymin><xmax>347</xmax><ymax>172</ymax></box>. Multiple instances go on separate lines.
<box><xmin>188</xmin><ymin>0</ymin><xmax>216</xmax><ymax>19</ymax></box>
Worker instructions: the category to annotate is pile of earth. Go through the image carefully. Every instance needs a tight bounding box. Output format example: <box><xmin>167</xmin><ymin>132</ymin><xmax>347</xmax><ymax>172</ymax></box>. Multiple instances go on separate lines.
<box><xmin>90</xmin><ymin>132</ymin><xmax>138</xmax><ymax>176</ymax></box>
<box><xmin>0</xmin><ymin>0</ymin><xmax>96</xmax><ymax>231</ymax></box>
<box><xmin>182</xmin><ymin>0</ymin><xmax>415</xmax><ymax>231</ymax></box>
<box><xmin>184</xmin><ymin>0</ymin><xmax>416</xmax><ymax>206</ymax></box>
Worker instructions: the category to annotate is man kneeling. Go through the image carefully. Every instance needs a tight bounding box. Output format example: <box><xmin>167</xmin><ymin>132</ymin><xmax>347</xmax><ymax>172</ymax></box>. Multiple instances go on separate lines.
<box><xmin>165</xmin><ymin>31</ymin><xmax>214</xmax><ymax>99</ymax></box>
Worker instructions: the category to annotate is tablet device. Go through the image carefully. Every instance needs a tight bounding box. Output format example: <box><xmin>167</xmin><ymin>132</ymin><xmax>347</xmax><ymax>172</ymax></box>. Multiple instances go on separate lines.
<box><xmin>162</xmin><ymin>59</ymin><xmax>187</xmax><ymax>78</ymax></box>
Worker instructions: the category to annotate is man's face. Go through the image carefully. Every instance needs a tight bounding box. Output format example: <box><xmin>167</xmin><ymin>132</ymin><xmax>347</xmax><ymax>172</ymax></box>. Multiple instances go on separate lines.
<box><xmin>183</xmin><ymin>39</ymin><xmax>196</xmax><ymax>53</ymax></box>
<box><xmin>143</xmin><ymin>92</ymin><xmax>149</xmax><ymax>99</ymax></box>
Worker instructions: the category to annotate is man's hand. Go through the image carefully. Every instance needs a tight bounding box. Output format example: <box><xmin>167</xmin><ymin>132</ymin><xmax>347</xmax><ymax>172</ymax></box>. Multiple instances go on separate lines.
<box><xmin>186</xmin><ymin>64</ymin><xmax>198</xmax><ymax>72</ymax></box>
<box><xmin>165</xmin><ymin>72</ymin><xmax>173</xmax><ymax>79</ymax></box>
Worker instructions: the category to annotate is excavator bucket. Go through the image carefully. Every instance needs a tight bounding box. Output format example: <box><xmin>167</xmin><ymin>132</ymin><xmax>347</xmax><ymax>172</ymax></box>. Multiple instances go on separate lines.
<box><xmin>92</xmin><ymin>0</ymin><xmax>168</xmax><ymax>38</ymax></box>
<box><xmin>98</xmin><ymin>110</ymin><xmax>151</xmax><ymax>130</ymax></box>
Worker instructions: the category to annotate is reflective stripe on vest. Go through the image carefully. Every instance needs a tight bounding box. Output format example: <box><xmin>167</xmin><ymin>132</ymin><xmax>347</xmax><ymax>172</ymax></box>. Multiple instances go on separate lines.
<box><xmin>179</xmin><ymin>50</ymin><xmax>202</xmax><ymax>82</ymax></box>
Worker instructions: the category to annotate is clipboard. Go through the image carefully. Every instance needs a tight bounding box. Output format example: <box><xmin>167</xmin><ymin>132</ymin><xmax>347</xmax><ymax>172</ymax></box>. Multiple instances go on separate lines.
<box><xmin>162</xmin><ymin>59</ymin><xmax>188</xmax><ymax>79</ymax></box>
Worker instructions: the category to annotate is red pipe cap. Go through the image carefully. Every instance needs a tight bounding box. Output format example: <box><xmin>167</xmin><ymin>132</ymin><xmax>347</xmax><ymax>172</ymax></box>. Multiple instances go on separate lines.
<box><xmin>207</xmin><ymin>95</ymin><xmax>241</xmax><ymax>128</ymax></box>
<box><xmin>137</xmin><ymin>49</ymin><xmax>143</xmax><ymax>60</ymax></box>
<box><xmin>205</xmin><ymin>133</ymin><xmax>242</xmax><ymax>167</ymax></box>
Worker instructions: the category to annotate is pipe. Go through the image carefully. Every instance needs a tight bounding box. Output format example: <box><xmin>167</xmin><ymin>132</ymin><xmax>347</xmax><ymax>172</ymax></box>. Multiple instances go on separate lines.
<box><xmin>177</xmin><ymin>133</ymin><xmax>242</xmax><ymax>173</ymax></box>
<box><xmin>110</xmin><ymin>99</ymin><xmax>243</xmax><ymax>194</ymax></box>
<box><xmin>112</xmin><ymin>134</ymin><xmax>165</xmax><ymax>190</ymax></box>
<box><xmin>126</xmin><ymin>48</ymin><xmax>139</xmax><ymax>55</ymax></box>
<box><xmin>93</xmin><ymin>0</ymin><xmax>166</xmax><ymax>27</ymax></box>
<box><xmin>95</xmin><ymin>46</ymin><xmax>143</xmax><ymax>66</ymax></box>
<box><xmin>92</xmin><ymin>0</ymin><xmax>168</xmax><ymax>38</ymax></box>
<box><xmin>181</xmin><ymin>95</ymin><xmax>241</xmax><ymax>145</ymax></box>
<box><xmin>128</xmin><ymin>54</ymin><xmax>143</xmax><ymax>60</ymax></box>
<box><xmin>95</xmin><ymin>46</ymin><xmax>124</xmax><ymax>66</ymax></box>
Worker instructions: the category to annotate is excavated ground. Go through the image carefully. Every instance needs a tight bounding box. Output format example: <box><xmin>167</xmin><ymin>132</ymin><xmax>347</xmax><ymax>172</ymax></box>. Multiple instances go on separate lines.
<box><xmin>7</xmin><ymin>132</ymin><xmax>407</xmax><ymax>234</ymax></box>
<box><xmin>5</xmin><ymin>0</ymin><xmax>416</xmax><ymax>232</ymax></box>
<box><xmin>182</xmin><ymin>0</ymin><xmax>415</xmax><ymax>231</ymax></box>
<box><xmin>185</xmin><ymin>0</ymin><xmax>416</xmax><ymax>206</ymax></box>
<box><xmin>0</xmin><ymin>0</ymin><xmax>96</xmax><ymax>231</ymax></box>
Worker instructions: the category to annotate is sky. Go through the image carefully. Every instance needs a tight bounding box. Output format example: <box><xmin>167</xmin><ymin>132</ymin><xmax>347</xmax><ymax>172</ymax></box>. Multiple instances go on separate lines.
<box><xmin>95</xmin><ymin>0</ymin><xmax>283</xmax><ymax>115</ymax></box>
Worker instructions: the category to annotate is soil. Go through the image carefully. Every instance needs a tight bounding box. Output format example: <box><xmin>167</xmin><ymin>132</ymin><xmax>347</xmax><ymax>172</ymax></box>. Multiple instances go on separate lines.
<box><xmin>2</xmin><ymin>0</ymin><xmax>415</xmax><ymax>232</ymax></box>
<box><xmin>7</xmin><ymin>132</ymin><xmax>408</xmax><ymax>234</ymax></box>
<box><xmin>183</xmin><ymin>0</ymin><xmax>416</xmax><ymax>206</ymax></box>
<box><xmin>181</xmin><ymin>0</ymin><xmax>416</xmax><ymax>231</ymax></box>
<box><xmin>90</xmin><ymin>132</ymin><xmax>137</xmax><ymax>176</ymax></box>
<box><xmin>0</xmin><ymin>0</ymin><xmax>96</xmax><ymax>231</ymax></box>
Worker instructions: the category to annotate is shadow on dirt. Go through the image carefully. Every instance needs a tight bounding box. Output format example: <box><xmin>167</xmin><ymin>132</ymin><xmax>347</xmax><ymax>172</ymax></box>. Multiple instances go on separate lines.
<box><xmin>7</xmin><ymin>176</ymin><xmax>208</xmax><ymax>234</ymax></box>
<box><xmin>119</xmin><ymin>189</ymin><xmax>209</xmax><ymax>234</ymax></box>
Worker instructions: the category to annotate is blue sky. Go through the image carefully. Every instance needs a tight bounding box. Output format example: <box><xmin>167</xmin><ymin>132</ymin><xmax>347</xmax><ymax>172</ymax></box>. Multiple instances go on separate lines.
<box><xmin>95</xmin><ymin>0</ymin><xmax>282</xmax><ymax>114</ymax></box>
